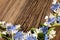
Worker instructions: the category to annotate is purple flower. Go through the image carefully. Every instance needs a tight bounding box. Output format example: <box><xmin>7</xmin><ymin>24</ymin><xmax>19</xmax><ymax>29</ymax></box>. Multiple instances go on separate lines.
<box><xmin>40</xmin><ymin>26</ymin><xmax>48</xmax><ymax>34</ymax></box>
<box><xmin>51</xmin><ymin>3</ymin><xmax>60</xmax><ymax>11</ymax></box>
<box><xmin>14</xmin><ymin>31</ymin><xmax>24</xmax><ymax>40</ymax></box>
<box><xmin>7</xmin><ymin>25</ymin><xmax>16</xmax><ymax>31</ymax></box>
<box><xmin>57</xmin><ymin>16</ymin><xmax>60</xmax><ymax>23</ymax></box>
<box><xmin>26</xmin><ymin>35</ymin><xmax>37</xmax><ymax>40</ymax></box>
<box><xmin>45</xmin><ymin>34</ymin><xmax>49</xmax><ymax>40</ymax></box>
<box><xmin>47</xmin><ymin>17</ymin><xmax>56</xmax><ymax>24</ymax></box>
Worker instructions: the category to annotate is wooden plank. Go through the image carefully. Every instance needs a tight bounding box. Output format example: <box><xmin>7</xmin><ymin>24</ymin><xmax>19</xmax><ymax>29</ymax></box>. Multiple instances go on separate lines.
<box><xmin>0</xmin><ymin>0</ymin><xmax>52</xmax><ymax>31</ymax></box>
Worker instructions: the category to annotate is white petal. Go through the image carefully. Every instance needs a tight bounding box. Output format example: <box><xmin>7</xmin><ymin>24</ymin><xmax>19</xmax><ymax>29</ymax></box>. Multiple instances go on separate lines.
<box><xmin>56</xmin><ymin>9</ymin><xmax>60</xmax><ymax>13</ymax></box>
<box><xmin>2</xmin><ymin>31</ymin><xmax>6</xmax><ymax>35</ymax></box>
<box><xmin>49</xmin><ymin>13</ymin><xmax>55</xmax><ymax>18</ymax></box>
<box><xmin>44</xmin><ymin>22</ymin><xmax>48</xmax><ymax>26</ymax></box>
<box><xmin>52</xmin><ymin>0</ymin><xmax>57</xmax><ymax>4</ymax></box>
<box><xmin>45</xmin><ymin>16</ymin><xmax>48</xmax><ymax>19</ymax></box>
<box><xmin>6</xmin><ymin>23</ymin><xmax>13</xmax><ymax>27</ymax></box>
<box><xmin>49</xmin><ymin>34</ymin><xmax>54</xmax><ymax>39</ymax></box>
<box><xmin>13</xmin><ymin>30</ymin><xmax>18</xmax><ymax>34</ymax></box>
<box><xmin>0</xmin><ymin>21</ymin><xmax>2</xmax><ymax>24</ymax></box>
<box><xmin>15</xmin><ymin>24</ymin><xmax>21</xmax><ymax>29</ymax></box>
<box><xmin>50</xmin><ymin>30</ymin><xmax>56</xmax><ymax>34</ymax></box>
<box><xmin>36</xmin><ymin>29</ymin><xmax>40</xmax><ymax>33</ymax></box>
<box><xmin>1</xmin><ymin>21</ymin><xmax>5</xmax><ymax>25</ymax></box>
<box><xmin>58</xmin><ymin>13</ymin><xmax>60</xmax><ymax>16</ymax></box>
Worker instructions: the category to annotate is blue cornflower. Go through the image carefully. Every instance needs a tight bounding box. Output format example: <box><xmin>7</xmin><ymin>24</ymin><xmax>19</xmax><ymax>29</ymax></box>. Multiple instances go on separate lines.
<box><xmin>7</xmin><ymin>25</ymin><xmax>16</xmax><ymax>31</ymax></box>
<box><xmin>14</xmin><ymin>31</ymin><xmax>24</xmax><ymax>40</ymax></box>
<box><xmin>40</xmin><ymin>26</ymin><xmax>48</xmax><ymax>34</ymax></box>
<box><xmin>47</xmin><ymin>17</ymin><xmax>56</xmax><ymax>24</ymax></box>
<box><xmin>26</xmin><ymin>35</ymin><xmax>37</xmax><ymax>40</ymax></box>
<box><xmin>51</xmin><ymin>3</ymin><xmax>60</xmax><ymax>11</ymax></box>
<box><xmin>45</xmin><ymin>34</ymin><xmax>49</xmax><ymax>40</ymax></box>
<box><xmin>57</xmin><ymin>16</ymin><xmax>60</xmax><ymax>23</ymax></box>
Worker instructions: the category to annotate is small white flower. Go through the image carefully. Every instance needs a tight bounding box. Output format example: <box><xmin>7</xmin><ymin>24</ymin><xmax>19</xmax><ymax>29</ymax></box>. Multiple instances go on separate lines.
<box><xmin>55</xmin><ymin>8</ymin><xmax>60</xmax><ymax>13</ymax></box>
<box><xmin>32</xmin><ymin>33</ymin><xmax>37</xmax><ymax>38</ymax></box>
<box><xmin>50</xmin><ymin>30</ymin><xmax>56</xmax><ymax>35</ymax></box>
<box><xmin>45</xmin><ymin>16</ymin><xmax>48</xmax><ymax>19</ymax></box>
<box><xmin>15</xmin><ymin>24</ymin><xmax>21</xmax><ymax>29</ymax></box>
<box><xmin>0</xmin><ymin>21</ymin><xmax>2</xmax><ymax>24</ymax></box>
<box><xmin>49</xmin><ymin>13</ymin><xmax>55</xmax><ymax>18</ymax></box>
<box><xmin>35</xmin><ymin>29</ymin><xmax>40</xmax><ymax>33</ymax></box>
<box><xmin>24</xmin><ymin>33</ymin><xmax>28</xmax><ymax>39</ymax></box>
<box><xmin>0</xmin><ymin>21</ymin><xmax>5</xmax><ymax>25</ymax></box>
<box><xmin>0</xmin><ymin>21</ymin><xmax>5</xmax><ymax>28</ymax></box>
<box><xmin>48</xmin><ymin>25</ymin><xmax>52</xmax><ymax>27</ymax></box>
<box><xmin>49</xmin><ymin>30</ymin><xmax>56</xmax><ymax>39</ymax></box>
<box><xmin>58</xmin><ymin>13</ymin><xmax>60</xmax><ymax>16</ymax></box>
<box><xmin>49</xmin><ymin>34</ymin><xmax>54</xmax><ymax>39</ymax></box>
<box><xmin>45</xmin><ymin>16</ymin><xmax>49</xmax><ymax>22</ymax></box>
<box><xmin>6</xmin><ymin>23</ymin><xmax>13</xmax><ymax>27</ymax></box>
<box><xmin>44</xmin><ymin>22</ymin><xmax>51</xmax><ymax>27</ymax></box>
<box><xmin>52</xmin><ymin>0</ymin><xmax>57</xmax><ymax>4</ymax></box>
<box><xmin>39</xmin><ymin>28</ymin><xmax>43</xmax><ymax>33</ymax></box>
<box><xmin>44</xmin><ymin>22</ymin><xmax>48</xmax><ymax>26</ymax></box>
<box><xmin>2</xmin><ymin>31</ymin><xmax>6</xmax><ymax>35</ymax></box>
<box><xmin>53</xmin><ymin>34</ymin><xmax>56</xmax><ymax>37</ymax></box>
<box><xmin>27</xmin><ymin>31</ymin><xmax>31</xmax><ymax>35</ymax></box>
<box><xmin>13</xmin><ymin>30</ymin><xmax>18</xmax><ymax>34</ymax></box>
<box><xmin>1</xmin><ymin>21</ymin><xmax>5</xmax><ymax>25</ymax></box>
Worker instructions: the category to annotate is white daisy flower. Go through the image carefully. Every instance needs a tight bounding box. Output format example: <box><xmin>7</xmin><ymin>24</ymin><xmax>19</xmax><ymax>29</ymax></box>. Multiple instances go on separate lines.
<box><xmin>15</xmin><ymin>24</ymin><xmax>21</xmax><ymax>29</ymax></box>
<box><xmin>52</xmin><ymin>0</ymin><xmax>57</xmax><ymax>4</ymax></box>
<box><xmin>12</xmin><ymin>30</ymin><xmax>18</xmax><ymax>34</ymax></box>
<box><xmin>49</xmin><ymin>30</ymin><xmax>56</xmax><ymax>39</ymax></box>
<box><xmin>2</xmin><ymin>31</ymin><xmax>6</xmax><ymax>35</ymax></box>
<box><xmin>49</xmin><ymin>13</ymin><xmax>55</xmax><ymax>18</ymax></box>
<box><xmin>58</xmin><ymin>13</ymin><xmax>60</xmax><ymax>16</ymax></box>
<box><xmin>0</xmin><ymin>21</ymin><xmax>5</xmax><ymax>25</ymax></box>
<box><xmin>0</xmin><ymin>21</ymin><xmax>2</xmax><ymax>24</ymax></box>
<box><xmin>50</xmin><ymin>30</ymin><xmax>56</xmax><ymax>35</ymax></box>
<box><xmin>44</xmin><ymin>22</ymin><xmax>51</xmax><ymax>27</ymax></box>
<box><xmin>44</xmin><ymin>22</ymin><xmax>48</xmax><ymax>26</ymax></box>
<box><xmin>6</xmin><ymin>23</ymin><xmax>13</xmax><ymax>27</ymax></box>
<box><xmin>45</xmin><ymin>16</ymin><xmax>48</xmax><ymax>19</ymax></box>
<box><xmin>35</xmin><ymin>29</ymin><xmax>40</xmax><ymax>33</ymax></box>
<box><xmin>39</xmin><ymin>28</ymin><xmax>43</xmax><ymax>33</ymax></box>
<box><xmin>32</xmin><ymin>33</ymin><xmax>37</xmax><ymax>38</ymax></box>
<box><xmin>56</xmin><ymin>9</ymin><xmax>60</xmax><ymax>13</ymax></box>
<box><xmin>49</xmin><ymin>34</ymin><xmax>54</xmax><ymax>39</ymax></box>
<box><xmin>27</xmin><ymin>31</ymin><xmax>31</xmax><ymax>35</ymax></box>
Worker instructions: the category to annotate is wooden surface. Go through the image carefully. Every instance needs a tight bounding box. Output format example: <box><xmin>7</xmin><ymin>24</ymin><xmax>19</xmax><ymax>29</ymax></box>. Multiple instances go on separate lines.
<box><xmin>0</xmin><ymin>0</ymin><xmax>52</xmax><ymax>31</ymax></box>
<box><xmin>0</xmin><ymin>0</ymin><xmax>60</xmax><ymax>40</ymax></box>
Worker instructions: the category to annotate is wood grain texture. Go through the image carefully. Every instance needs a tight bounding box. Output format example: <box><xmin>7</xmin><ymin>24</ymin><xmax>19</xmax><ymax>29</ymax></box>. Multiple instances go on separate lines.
<box><xmin>0</xmin><ymin>0</ymin><xmax>60</xmax><ymax>40</ymax></box>
<box><xmin>0</xmin><ymin>0</ymin><xmax>52</xmax><ymax>31</ymax></box>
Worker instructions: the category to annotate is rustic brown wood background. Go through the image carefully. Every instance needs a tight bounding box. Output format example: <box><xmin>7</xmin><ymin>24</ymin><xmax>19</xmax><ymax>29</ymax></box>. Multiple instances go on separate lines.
<box><xmin>0</xmin><ymin>0</ymin><xmax>52</xmax><ymax>31</ymax></box>
<box><xmin>0</xmin><ymin>0</ymin><xmax>60</xmax><ymax>40</ymax></box>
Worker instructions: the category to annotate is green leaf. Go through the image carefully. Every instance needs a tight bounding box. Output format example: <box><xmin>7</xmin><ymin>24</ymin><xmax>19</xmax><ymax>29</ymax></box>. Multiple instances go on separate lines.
<box><xmin>40</xmin><ymin>23</ymin><xmax>46</xmax><ymax>27</ymax></box>
<box><xmin>47</xmin><ymin>27</ymin><xmax>55</xmax><ymax>35</ymax></box>
<box><xmin>0</xmin><ymin>27</ymin><xmax>6</xmax><ymax>31</ymax></box>
<box><xmin>0</xmin><ymin>33</ymin><xmax>2</xmax><ymax>37</ymax></box>
<box><xmin>0</xmin><ymin>24</ymin><xmax>2</xmax><ymax>26</ymax></box>
<box><xmin>37</xmin><ymin>33</ymin><xmax>44</xmax><ymax>40</ymax></box>
<box><xmin>30</xmin><ymin>28</ymin><xmax>36</xmax><ymax>31</ymax></box>
<box><xmin>52</xmin><ymin>23</ymin><xmax>60</xmax><ymax>26</ymax></box>
<box><xmin>2</xmin><ymin>34</ymin><xmax>11</xmax><ymax>40</ymax></box>
<box><xmin>30</xmin><ymin>28</ymin><xmax>36</xmax><ymax>34</ymax></box>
